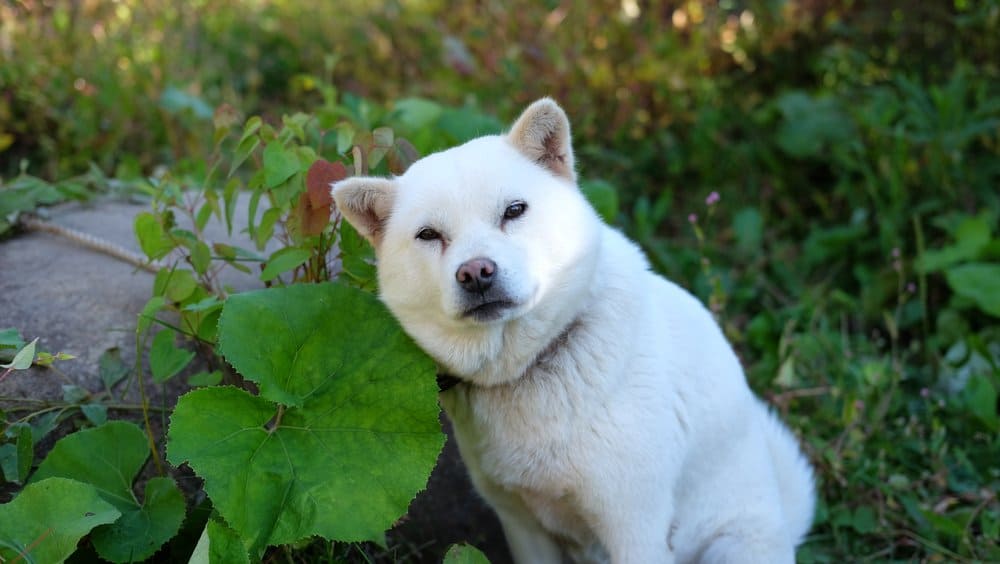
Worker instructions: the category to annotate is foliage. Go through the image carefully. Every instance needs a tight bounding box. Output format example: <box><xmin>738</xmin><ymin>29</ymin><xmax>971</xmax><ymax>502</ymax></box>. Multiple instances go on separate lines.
<box><xmin>31</xmin><ymin>421</ymin><xmax>186</xmax><ymax>562</ymax></box>
<box><xmin>168</xmin><ymin>283</ymin><xmax>443</xmax><ymax>558</ymax></box>
<box><xmin>1</xmin><ymin>0</ymin><xmax>999</xmax><ymax>561</ymax></box>
<box><xmin>0</xmin><ymin>477</ymin><xmax>121</xmax><ymax>563</ymax></box>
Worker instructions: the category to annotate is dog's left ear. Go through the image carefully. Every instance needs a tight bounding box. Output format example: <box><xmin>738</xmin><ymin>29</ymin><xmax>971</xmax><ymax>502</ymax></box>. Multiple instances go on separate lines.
<box><xmin>507</xmin><ymin>98</ymin><xmax>576</xmax><ymax>183</ymax></box>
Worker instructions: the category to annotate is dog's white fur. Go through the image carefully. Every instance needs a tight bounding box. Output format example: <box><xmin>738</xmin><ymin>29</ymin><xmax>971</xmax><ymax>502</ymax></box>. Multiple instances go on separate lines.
<box><xmin>332</xmin><ymin>99</ymin><xmax>815</xmax><ymax>563</ymax></box>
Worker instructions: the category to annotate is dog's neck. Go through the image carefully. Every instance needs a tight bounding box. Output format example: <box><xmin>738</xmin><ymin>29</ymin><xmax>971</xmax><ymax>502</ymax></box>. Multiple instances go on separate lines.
<box><xmin>437</xmin><ymin>314</ymin><xmax>584</xmax><ymax>392</ymax></box>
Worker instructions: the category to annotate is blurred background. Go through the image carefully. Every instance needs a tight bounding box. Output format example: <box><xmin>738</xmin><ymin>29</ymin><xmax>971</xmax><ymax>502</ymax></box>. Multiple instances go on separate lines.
<box><xmin>1</xmin><ymin>0</ymin><xmax>998</xmax><ymax>562</ymax></box>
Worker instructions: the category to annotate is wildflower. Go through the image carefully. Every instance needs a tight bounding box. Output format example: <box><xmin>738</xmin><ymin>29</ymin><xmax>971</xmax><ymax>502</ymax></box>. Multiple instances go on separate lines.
<box><xmin>906</xmin><ymin>282</ymin><xmax>916</xmax><ymax>294</ymax></box>
<box><xmin>688</xmin><ymin>213</ymin><xmax>698</xmax><ymax>224</ymax></box>
<box><xmin>920</xmin><ymin>387</ymin><xmax>930</xmax><ymax>398</ymax></box>
<box><xmin>706</xmin><ymin>191</ymin><xmax>720</xmax><ymax>206</ymax></box>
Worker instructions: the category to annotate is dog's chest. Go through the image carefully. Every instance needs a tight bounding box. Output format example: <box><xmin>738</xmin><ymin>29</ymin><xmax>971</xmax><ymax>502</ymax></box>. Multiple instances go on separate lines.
<box><xmin>443</xmin><ymin>367</ymin><xmax>605</xmax><ymax>546</ymax></box>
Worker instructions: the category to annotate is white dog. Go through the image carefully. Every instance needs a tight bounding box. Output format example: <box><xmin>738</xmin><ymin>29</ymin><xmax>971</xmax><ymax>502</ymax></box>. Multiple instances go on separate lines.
<box><xmin>332</xmin><ymin>99</ymin><xmax>815</xmax><ymax>563</ymax></box>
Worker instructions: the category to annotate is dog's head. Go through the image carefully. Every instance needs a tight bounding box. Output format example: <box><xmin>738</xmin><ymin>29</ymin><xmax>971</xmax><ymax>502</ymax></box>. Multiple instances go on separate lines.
<box><xmin>332</xmin><ymin>99</ymin><xmax>601</xmax><ymax>360</ymax></box>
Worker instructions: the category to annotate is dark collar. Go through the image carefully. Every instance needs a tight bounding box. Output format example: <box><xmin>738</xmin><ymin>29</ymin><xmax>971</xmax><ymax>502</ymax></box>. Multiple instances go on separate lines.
<box><xmin>435</xmin><ymin>316</ymin><xmax>585</xmax><ymax>393</ymax></box>
<box><xmin>437</xmin><ymin>372</ymin><xmax>464</xmax><ymax>392</ymax></box>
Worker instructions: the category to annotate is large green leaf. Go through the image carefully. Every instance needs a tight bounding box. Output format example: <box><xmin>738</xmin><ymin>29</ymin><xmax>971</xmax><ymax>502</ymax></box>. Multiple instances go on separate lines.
<box><xmin>0</xmin><ymin>477</ymin><xmax>121</xmax><ymax>563</ymax></box>
<box><xmin>189</xmin><ymin>517</ymin><xmax>251</xmax><ymax>564</ymax></box>
<box><xmin>945</xmin><ymin>262</ymin><xmax>1000</xmax><ymax>317</ymax></box>
<box><xmin>167</xmin><ymin>283</ymin><xmax>442</xmax><ymax>556</ymax></box>
<box><xmin>31</xmin><ymin>421</ymin><xmax>186</xmax><ymax>563</ymax></box>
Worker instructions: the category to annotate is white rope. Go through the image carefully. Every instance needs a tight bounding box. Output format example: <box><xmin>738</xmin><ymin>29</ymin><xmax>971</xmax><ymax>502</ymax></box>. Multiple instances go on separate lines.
<box><xmin>20</xmin><ymin>216</ymin><xmax>163</xmax><ymax>273</ymax></box>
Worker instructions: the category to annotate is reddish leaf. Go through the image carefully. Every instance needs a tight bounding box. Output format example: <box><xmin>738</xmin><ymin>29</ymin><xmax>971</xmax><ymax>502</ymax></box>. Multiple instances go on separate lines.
<box><xmin>292</xmin><ymin>159</ymin><xmax>346</xmax><ymax>237</ymax></box>
<box><xmin>305</xmin><ymin>159</ymin><xmax>347</xmax><ymax>208</ymax></box>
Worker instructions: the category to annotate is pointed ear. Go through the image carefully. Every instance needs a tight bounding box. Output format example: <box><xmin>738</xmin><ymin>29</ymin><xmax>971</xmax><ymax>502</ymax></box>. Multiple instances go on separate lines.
<box><xmin>331</xmin><ymin>177</ymin><xmax>397</xmax><ymax>246</ymax></box>
<box><xmin>506</xmin><ymin>97</ymin><xmax>576</xmax><ymax>182</ymax></box>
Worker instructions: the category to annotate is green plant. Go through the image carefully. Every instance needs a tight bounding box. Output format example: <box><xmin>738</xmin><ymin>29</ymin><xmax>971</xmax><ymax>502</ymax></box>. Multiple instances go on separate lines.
<box><xmin>167</xmin><ymin>283</ymin><xmax>443</xmax><ymax>559</ymax></box>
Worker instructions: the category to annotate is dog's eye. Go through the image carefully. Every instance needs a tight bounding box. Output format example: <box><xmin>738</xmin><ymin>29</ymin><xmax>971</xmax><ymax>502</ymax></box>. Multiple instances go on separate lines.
<box><xmin>504</xmin><ymin>201</ymin><xmax>527</xmax><ymax>221</ymax></box>
<box><xmin>415</xmin><ymin>227</ymin><xmax>441</xmax><ymax>241</ymax></box>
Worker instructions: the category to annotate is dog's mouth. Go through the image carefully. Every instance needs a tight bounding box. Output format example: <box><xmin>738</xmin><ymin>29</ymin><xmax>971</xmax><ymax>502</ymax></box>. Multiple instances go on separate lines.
<box><xmin>462</xmin><ymin>300</ymin><xmax>517</xmax><ymax>322</ymax></box>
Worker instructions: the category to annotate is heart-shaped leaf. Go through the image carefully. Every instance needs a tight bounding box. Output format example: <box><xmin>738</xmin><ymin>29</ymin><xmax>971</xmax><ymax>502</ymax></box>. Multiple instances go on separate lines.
<box><xmin>167</xmin><ymin>283</ymin><xmax>442</xmax><ymax>556</ymax></box>
<box><xmin>31</xmin><ymin>421</ymin><xmax>186</xmax><ymax>563</ymax></box>
<box><xmin>150</xmin><ymin>329</ymin><xmax>196</xmax><ymax>383</ymax></box>
<box><xmin>0</xmin><ymin>477</ymin><xmax>121</xmax><ymax>564</ymax></box>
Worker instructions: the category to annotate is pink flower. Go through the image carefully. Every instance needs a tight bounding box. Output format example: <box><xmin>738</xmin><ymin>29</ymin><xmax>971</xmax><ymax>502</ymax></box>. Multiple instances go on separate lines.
<box><xmin>891</xmin><ymin>247</ymin><xmax>901</xmax><ymax>258</ymax></box>
<box><xmin>688</xmin><ymin>213</ymin><xmax>698</xmax><ymax>224</ymax></box>
<box><xmin>705</xmin><ymin>191</ymin><xmax>721</xmax><ymax>206</ymax></box>
<box><xmin>920</xmin><ymin>387</ymin><xmax>930</xmax><ymax>398</ymax></box>
<box><xmin>906</xmin><ymin>282</ymin><xmax>916</xmax><ymax>294</ymax></box>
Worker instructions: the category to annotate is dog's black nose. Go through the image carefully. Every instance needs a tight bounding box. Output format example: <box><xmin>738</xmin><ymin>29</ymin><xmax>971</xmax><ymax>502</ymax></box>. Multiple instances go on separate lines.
<box><xmin>456</xmin><ymin>258</ymin><xmax>497</xmax><ymax>293</ymax></box>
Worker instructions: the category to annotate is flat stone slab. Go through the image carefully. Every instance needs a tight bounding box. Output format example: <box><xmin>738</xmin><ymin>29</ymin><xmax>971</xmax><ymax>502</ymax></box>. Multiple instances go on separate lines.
<box><xmin>1</xmin><ymin>198</ymin><xmax>156</xmax><ymax>403</ymax></box>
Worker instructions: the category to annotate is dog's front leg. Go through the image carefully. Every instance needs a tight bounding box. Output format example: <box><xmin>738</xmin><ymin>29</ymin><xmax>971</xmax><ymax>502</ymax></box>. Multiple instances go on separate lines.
<box><xmin>597</xmin><ymin>517</ymin><xmax>675</xmax><ymax>564</ymax></box>
<box><xmin>493</xmin><ymin>507</ymin><xmax>564</xmax><ymax>564</ymax></box>
<box><xmin>582</xmin><ymin>465</ymin><xmax>677</xmax><ymax>564</ymax></box>
<box><xmin>471</xmin><ymin>474</ymin><xmax>563</xmax><ymax>563</ymax></box>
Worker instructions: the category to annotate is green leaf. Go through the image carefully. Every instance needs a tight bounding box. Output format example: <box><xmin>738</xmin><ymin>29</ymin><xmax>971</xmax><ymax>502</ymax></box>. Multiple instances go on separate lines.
<box><xmin>580</xmin><ymin>179</ymin><xmax>619</xmax><ymax>224</ymax></box>
<box><xmin>338</xmin><ymin>220</ymin><xmax>378</xmax><ymax>291</ymax></box>
<box><xmin>229</xmin><ymin>135</ymin><xmax>260</xmax><ymax>178</ymax></box>
<box><xmin>238</xmin><ymin>116</ymin><xmax>262</xmax><ymax>145</ymax></box>
<box><xmin>851</xmin><ymin>506</ymin><xmax>876</xmax><ymax>534</ymax></box>
<box><xmin>775</xmin><ymin>92</ymin><xmax>854</xmax><ymax>158</ymax></box>
<box><xmin>263</xmin><ymin>143</ymin><xmax>299</xmax><ymax>188</ymax></box>
<box><xmin>964</xmin><ymin>372</ymin><xmax>999</xmax><ymax>431</ymax></box>
<box><xmin>91</xmin><ymin>477</ymin><xmax>187</xmax><ymax>562</ymax></box>
<box><xmin>183</xmin><ymin>296</ymin><xmax>224</xmax><ymax>313</ymax></box>
<box><xmin>255</xmin><ymin>207</ymin><xmax>282</xmax><ymax>251</ymax></box>
<box><xmin>733</xmin><ymin>208</ymin><xmax>764</xmax><ymax>256</ymax></box>
<box><xmin>168</xmin><ymin>283</ymin><xmax>442</xmax><ymax>555</ymax></box>
<box><xmin>61</xmin><ymin>384</ymin><xmax>89</xmax><ymax>403</ymax></box>
<box><xmin>944</xmin><ymin>262</ymin><xmax>1000</xmax><ymax>316</ymax></box>
<box><xmin>260</xmin><ymin>248</ymin><xmax>312</xmax><ymax>282</ymax></box>
<box><xmin>138</xmin><ymin>296</ymin><xmax>166</xmax><ymax>335</ymax></box>
<box><xmin>918</xmin><ymin>214</ymin><xmax>992</xmax><ymax>272</ymax></box>
<box><xmin>0</xmin><ymin>444</ymin><xmax>17</xmax><ymax>483</ymax></box>
<box><xmin>99</xmin><ymin>348</ymin><xmax>129</xmax><ymax>390</ymax></box>
<box><xmin>81</xmin><ymin>403</ymin><xmax>108</xmax><ymax>426</ymax></box>
<box><xmin>223</xmin><ymin>178</ymin><xmax>240</xmax><ymax>235</ymax></box>
<box><xmin>189</xmin><ymin>240</ymin><xmax>213</xmax><ymax>276</ymax></box>
<box><xmin>160</xmin><ymin>86</ymin><xmax>213</xmax><ymax>119</ymax></box>
<box><xmin>150</xmin><ymin>329</ymin><xmax>195</xmax><ymax>383</ymax></box>
<box><xmin>1</xmin><ymin>337</ymin><xmax>36</xmax><ymax>370</ymax></box>
<box><xmin>14</xmin><ymin>424</ymin><xmax>32</xmax><ymax>482</ymax></box>
<box><xmin>134</xmin><ymin>212</ymin><xmax>176</xmax><ymax>260</ymax></box>
<box><xmin>161</xmin><ymin>268</ymin><xmax>199</xmax><ymax>303</ymax></box>
<box><xmin>443</xmin><ymin>544</ymin><xmax>491</xmax><ymax>564</ymax></box>
<box><xmin>392</xmin><ymin>98</ymin><xmax>444</xmax><ymax>131</ymax></box>
<box><xmin>1</xmin><ymin>426</ymin><xmax>33</xmax><ymax>484</ymax></box>
<box><xmin>0</xmin><ymin>478</ymin><xmax>121</xmax><ymax>564</ymax></box>
<box><xmin>189</xmin><ymin>516</ymin><xmax>251</xmax><ymax>564</ymax></box>
<box><xmin>31</xmin><ymin>422</ymin><xmax>186</xmax><ymax>562</ymax></box>
<box><xmin>335</xmin><ymin>123</ymin><xmax>355</xmax><ymax>154</ymax></box>
<box><xmin>188</xmin><ymin>370</ymin><xmax>223</xmax><ymax>387</ymax></box>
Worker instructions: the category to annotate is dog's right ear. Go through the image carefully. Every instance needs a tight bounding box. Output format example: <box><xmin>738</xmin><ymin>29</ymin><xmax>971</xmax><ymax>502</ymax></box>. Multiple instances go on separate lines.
<box><xmin>331</xmin><ymin>177</ymin><xmax>397</xmax><ymax>246</ymax></box>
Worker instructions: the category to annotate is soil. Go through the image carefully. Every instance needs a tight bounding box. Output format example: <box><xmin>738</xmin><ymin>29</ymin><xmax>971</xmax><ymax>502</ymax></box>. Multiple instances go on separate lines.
<box><xmin>0</xmin><ymin>197</ymin><xmax>510</xmax><ymax>563</ymax></box>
